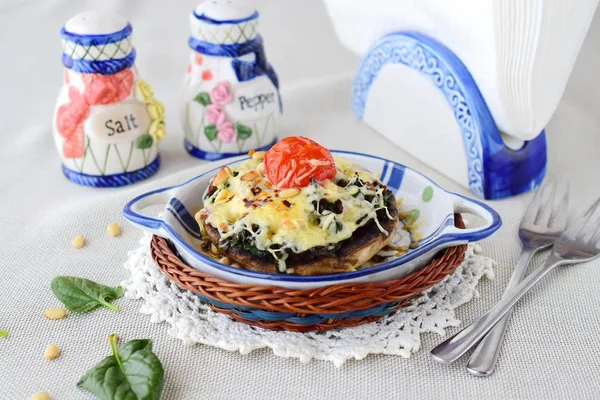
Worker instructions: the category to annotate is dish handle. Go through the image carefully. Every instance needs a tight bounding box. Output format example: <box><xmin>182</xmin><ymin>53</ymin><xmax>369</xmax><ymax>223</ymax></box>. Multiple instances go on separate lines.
<box><xmin>442</xmin><ymin>193</ymin><xmax>502</xmax><ymax>242</ymax></box>
<box><xmin>123</xmin><ymin>187</ymin><xmax>174</xmax><ymax>236</ymax></box>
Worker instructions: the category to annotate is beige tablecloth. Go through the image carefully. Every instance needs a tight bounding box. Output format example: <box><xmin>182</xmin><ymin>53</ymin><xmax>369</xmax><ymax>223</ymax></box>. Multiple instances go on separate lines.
<box><xmin>1</xmin><ymin>1</ymin><xmax>600</xmax><ymax>399</ymax></box>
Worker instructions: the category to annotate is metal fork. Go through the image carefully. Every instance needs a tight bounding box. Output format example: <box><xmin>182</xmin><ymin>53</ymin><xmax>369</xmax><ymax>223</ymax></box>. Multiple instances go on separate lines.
<box><xmin>466</xmin><ymin>181</ymin><xmax>569</xmax><ymax>376</ymax></box>
<box><xmin>431</xmin><ymin>195</ymin><xmax>600</xmax><ymax>365</ymax></box>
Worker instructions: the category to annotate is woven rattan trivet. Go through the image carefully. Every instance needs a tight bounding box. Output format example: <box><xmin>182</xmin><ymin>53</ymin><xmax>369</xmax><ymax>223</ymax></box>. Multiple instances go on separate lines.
<box><xmin>122</xmin><ymin>216</ymin><xmax>496</xmax><ymax>365</ymax></box>
<box><xmin>150</xmin><ymin>214</ymin><xmax>468</xmax><ymax>332</ymax></box>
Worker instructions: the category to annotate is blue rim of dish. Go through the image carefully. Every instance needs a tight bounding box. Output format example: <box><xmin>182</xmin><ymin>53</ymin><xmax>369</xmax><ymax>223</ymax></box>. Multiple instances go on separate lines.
<box><xmin>124</xmin><ymin>150</ymin><xmax>501</xmax><ymax>283</ymax></box>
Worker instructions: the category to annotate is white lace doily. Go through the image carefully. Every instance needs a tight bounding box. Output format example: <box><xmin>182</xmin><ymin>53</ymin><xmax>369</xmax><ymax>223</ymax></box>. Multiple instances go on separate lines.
<box><xmin>122</xmin><ymin>235</ymin><xmax>496</xmax><ymax>367</ymax></box>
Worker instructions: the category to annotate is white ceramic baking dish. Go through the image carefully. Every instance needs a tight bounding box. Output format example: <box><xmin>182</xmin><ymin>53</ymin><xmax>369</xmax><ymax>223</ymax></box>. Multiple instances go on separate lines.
<box><xmin>124</xmin><ymin>151</ymin><xmax>501</xmax><ymax>289</ymax></box>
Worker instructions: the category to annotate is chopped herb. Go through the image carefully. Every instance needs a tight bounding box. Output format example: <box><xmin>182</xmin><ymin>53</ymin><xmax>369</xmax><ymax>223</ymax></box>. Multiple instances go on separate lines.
<box><xmin>313</xmin><ymin>199</ymin><xmax>343</xmax><ymax>215</ymax></box>
<box><xmin>204</xmin><ymin>185</ymin><xmax>218</xmax><ymax>200</ymax></box>
<box><xmin>227</xmin><ymin>229</ymin><xmax>270</xmax><ymax>259</ymax></box>
<box><xmin>0</xmin><ymin>329</ymin><xmax>7</xmax><ymax>339</ymax></box>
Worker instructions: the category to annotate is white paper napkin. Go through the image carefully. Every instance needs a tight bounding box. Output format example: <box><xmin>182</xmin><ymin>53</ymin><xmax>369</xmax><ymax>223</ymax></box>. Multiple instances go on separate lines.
<box><xmin>324</xmin><ymin>0</ymin><xmax>599</xmax><ymax>140</ymax></box>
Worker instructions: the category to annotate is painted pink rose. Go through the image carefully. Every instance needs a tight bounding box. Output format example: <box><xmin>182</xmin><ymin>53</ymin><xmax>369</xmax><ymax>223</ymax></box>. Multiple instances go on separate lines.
<box><xmin>205</xmin><ymin>105</ymin><xmax>225</xmax><ymax>125</ymax></box>
<box><xmin>210</xmin><ymin>81</ymin><xmax>233</xmax><ymax>106</ymax></box>
<box><xmin>217</xmin><ymin>121</ymin><xmax>235</xmax><ymax>143</ymax></box>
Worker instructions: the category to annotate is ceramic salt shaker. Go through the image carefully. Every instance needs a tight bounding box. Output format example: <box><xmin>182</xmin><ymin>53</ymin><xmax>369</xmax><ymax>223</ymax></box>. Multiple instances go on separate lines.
<box><xmin>53</xmin><ymin>11</ymin><xmax>166</xmax><ymax>187</ymax></box>
<box><xmin>181</xmin><ymin>1</ymin><xmax>282</xmax><ymax>161</ymax></box>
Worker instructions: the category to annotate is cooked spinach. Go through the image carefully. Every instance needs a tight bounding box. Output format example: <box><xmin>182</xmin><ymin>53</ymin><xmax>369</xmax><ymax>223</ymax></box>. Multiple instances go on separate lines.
<box><xmin>313</xmin><ymin>199</ymin><xmax>343</xmax><ymax>215</ymax></box>
<box><xmin>227</xmin><ymin>229</ymin><xmax>271</xmax><ymax>259</ymax></box>
<box><xmin>204</xmin><ymin>185</ymin><xmax>218</xmax><ymax>200</ymax></box>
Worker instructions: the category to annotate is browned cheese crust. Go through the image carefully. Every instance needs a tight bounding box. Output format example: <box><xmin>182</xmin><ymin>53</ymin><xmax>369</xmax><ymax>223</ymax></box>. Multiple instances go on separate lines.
<box><xmin>204</xmin><ymin>197</ymin><xmax>399</xmax><ymax>275</ymax></box>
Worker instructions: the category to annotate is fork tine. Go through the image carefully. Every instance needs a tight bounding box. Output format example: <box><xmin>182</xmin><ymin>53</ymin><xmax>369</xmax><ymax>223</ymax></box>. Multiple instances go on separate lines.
<box><xmin>583</xmin><ymin>196</ymin><xmax>600</xmax><ymax>217</ymax></box>
<box><xmin>583</xmin><ymin>218</ymin><xmax>600</xmax><ymax>244</ymax></box>
<box><xmin>522</xmin><ymin>184</ymin><xmax>546</xmax><ymax>226</ymax></box>
<box><xmin>536</xmin><ymin>181</ymin><xmax>558</xmax><ymax>227</ymax></box>
<box><xmin>565</xmin><ymin>196</ymin><xmax>600</xmax><ymax>238</ymax></box>
<box><xmin>595</xmin><ymin>228</ymin><xmax>600</xmax><ymax>249</ymax></box>
<box><xmin>551</xmin><ymin>182</ymin><xmax>569</xmax><ymax>229</ymax></box>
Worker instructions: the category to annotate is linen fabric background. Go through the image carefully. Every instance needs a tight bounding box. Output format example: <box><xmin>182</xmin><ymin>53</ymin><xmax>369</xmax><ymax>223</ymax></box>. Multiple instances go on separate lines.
<box><xmin>1</xmin><ymin>1</ymin><xmax>599</xmax><ymax>399</ymax></box>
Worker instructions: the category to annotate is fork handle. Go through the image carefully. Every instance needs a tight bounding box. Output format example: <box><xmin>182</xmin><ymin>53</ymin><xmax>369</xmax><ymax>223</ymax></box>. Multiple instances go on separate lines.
<box><xmin>431</xmin><ymin>253</ymin><xmax>563</xmax><ymax>365</ymax></box>
<box><xmin>466</xmin><ymin>247</ymin><xmax>536</xmax><ymax>376</ymax></box>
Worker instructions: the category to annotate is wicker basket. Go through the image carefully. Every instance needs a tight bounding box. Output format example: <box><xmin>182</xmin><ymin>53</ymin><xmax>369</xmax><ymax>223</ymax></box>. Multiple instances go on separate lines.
<box><xmin>150</xmin><ymin>214</ymin><xmax>467</xmax><ymax>332</ymax></box>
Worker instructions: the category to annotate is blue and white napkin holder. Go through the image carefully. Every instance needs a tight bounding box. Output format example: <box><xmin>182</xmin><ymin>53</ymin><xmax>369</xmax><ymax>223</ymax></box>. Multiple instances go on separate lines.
<box><xmin>352</xmin><ymin>32</ymin><xmax>546</xmax><ymax>200</ymax></box>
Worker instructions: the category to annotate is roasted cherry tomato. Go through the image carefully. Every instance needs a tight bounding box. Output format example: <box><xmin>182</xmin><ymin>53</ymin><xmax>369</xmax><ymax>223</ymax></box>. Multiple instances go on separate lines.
<box><xmin>264</xmin><ymin>136</ymin><xmax>336</xmax><ymax>189</ymax></box>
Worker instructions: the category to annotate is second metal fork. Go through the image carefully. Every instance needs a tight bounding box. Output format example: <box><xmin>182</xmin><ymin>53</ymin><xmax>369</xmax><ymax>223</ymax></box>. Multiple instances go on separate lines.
<box><xmin>466</xmin><ymin>181</ymin><xmax>569</xmax><ymax>376</ymax></box>
<box><xmin>431</xmin><ymin>194</ymin><xmax>600</xmax><ymax>365</ymax></box>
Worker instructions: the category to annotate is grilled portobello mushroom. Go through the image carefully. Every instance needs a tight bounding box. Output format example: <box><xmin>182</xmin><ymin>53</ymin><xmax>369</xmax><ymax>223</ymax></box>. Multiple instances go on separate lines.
<box><xmin>203</xmin><ymin>197</ymin><xmax>398</xmax><ymax>275</ymax></box>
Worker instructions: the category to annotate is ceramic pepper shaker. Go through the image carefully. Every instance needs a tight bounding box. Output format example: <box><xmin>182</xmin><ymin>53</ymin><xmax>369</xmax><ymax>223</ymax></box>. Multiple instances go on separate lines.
<box><xmin>53</xmin><ymin>11</ymin><xmax>166</xmax><ymax>187</ymax></box>
<box><xmin>181</xmin><ymin>0</ymin><xmax>282</xmax><ymax>161</ymax></box>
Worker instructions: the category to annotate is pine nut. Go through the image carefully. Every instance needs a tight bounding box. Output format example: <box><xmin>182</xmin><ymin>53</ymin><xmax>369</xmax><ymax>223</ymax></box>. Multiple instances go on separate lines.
<box><xmin>71</xmin><ymin>235</ymin><xmax>84</xmax><ymax>249</ymax></box>
<box><xmin>28</xmin><ymin>392</ymin><xmax>50</xmax><ymax>400</ymax></box>
<box><xmin>347</xmin><ymin>186</ymin><xmax>360</xmax><ymax>196</ymax></box>
<box><xmin>44</xmin><ymin>308</ymin><xmax>67</xmax><ymax>320</ymax></box>
<box><xmin>281</xmin><ymin>219</ymin><xmax>296</xmax><ymax>230</ymax></box>
<box><xmin>255</xmin><ymin>162</ymin><xmax>265</xmax><ymax>174</ymax></box>
<box><xmin>279</xmin><ymin>188</ymin><xmax>300</xmax><ymax>198</ymax></box>
<box><xmin>214</xmin><ymin>189</ymin><xmax>233</xmax><ymax>203</ymax></box>
<box><xmin>106</xmin><ymin>222</ymin><xmax>120</xmax><ymax>237</ymax></box>
<box><xmin>195</xmin><ymin>208</ymin><xmax>208</xmax><ymax>221</ymax></box>
<box><xmin>210</xmin><ymin>243</ymin><xmax>220</xmax><ymax>255</ymax></box>
<box><xmin>240</xmin><ymin>170</ymin><xmax>259</xmax><ymax>182</ymax></box>
<box><xmin>197</xmin><ymin>219</ymin><xmax>206</xmax><ymax>236</ymax></box>
<box><xmin>218</xmin><ymin>256</ymin><xmax>231</xmax><ymax>265</ymax></box>
<box><xmin>251</xmin><ymin>151</ymin><xmax>265</xmax><ymax>160</ymax></box>
<box><xmin>43</xmin><ymin>344</ymin><xmax>60</xmax><ymax>360</ymax></box>
<box><xmin>212</xmin><ymin>166</ymin><xmax>231</xmax><ymax>187</ymax></box>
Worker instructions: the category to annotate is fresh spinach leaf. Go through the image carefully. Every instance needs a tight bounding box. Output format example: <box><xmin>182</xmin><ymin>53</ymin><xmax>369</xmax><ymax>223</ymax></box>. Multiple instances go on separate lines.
<box><xmin>51</xmin><ymin>276</ymin><xmax>123</xmax><ymax>313</ymax></box>
<box><xmin>78</xmin><ymin>334</ymin><xmax>164</xmax><ymax>400</ymax></box>
<box><xmin>0</xmin><ymin>329</ymin><xmax>7</xmax><ymax>338</ymax></box>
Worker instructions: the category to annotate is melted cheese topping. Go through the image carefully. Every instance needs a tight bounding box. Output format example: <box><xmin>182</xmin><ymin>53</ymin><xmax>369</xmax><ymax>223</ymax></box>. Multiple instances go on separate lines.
<box><xmin>197</xmin><ymin>156</ymin><xmax>392</xmax><ymax>269</ymax></box>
